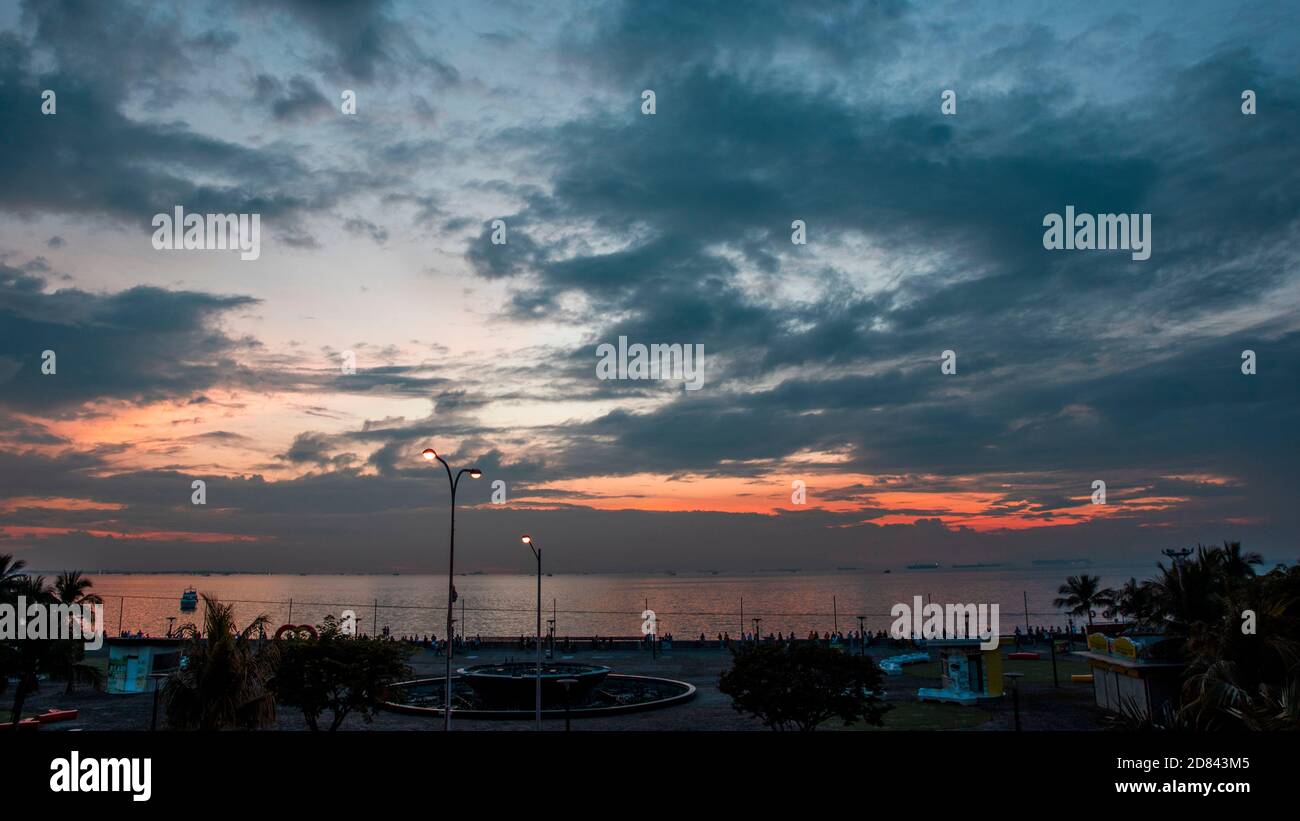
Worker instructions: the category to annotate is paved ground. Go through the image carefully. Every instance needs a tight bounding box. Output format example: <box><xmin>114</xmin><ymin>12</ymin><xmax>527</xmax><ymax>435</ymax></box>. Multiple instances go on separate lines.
<box><xmin>13</xmin><ymin>644</ymin><xmax>1108</xmax><ymax>731</ymax></box>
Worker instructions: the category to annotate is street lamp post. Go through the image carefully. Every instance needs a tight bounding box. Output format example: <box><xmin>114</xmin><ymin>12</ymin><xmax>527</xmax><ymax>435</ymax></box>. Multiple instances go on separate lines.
<box><xmin>1005</xmin><ymin>671</ymin><xmax>1024</xmax><ymax>731</ymax></box>
<box><xmin>557</xmin><ymin>678</ymin><xmax>577</xmax><ymax>732</ymax></box>
<box><xmin>422</xmin><ymin>447</ymin><xmax>481</xmax><ymax>732</ymax></box>
<box><xmin>522</xmin><ymin>534</ymin><xmax>542</xmax><ymax>730</ymax></box>
<box><xmin>856</xmin><ymin>615</ymin><xmax>866</xmax><ymax>656</ymax></box>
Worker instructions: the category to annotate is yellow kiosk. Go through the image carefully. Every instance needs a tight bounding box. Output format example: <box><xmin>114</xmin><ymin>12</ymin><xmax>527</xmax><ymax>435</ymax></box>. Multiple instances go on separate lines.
<box><xmin>1077</xmin><ymin>633</ymin><xmax>1182</xmax><ymax>719</ymax></box>
<box><xmin>917</xmin><ymin>638</ymin><xmax>1004</xmax><ymax>704</ymax></box>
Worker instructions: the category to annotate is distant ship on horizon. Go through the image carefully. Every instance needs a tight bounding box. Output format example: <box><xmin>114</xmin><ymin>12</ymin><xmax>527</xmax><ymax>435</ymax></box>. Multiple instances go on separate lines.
<box><xmin>905</xmin><ymin>562</ymin><xmax>940</xmax><ymax>570</ymax></box>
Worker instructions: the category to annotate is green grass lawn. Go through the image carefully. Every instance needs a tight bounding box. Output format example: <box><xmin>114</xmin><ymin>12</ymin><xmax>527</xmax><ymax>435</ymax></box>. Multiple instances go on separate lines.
<box><xmin>826</xmin><ymin>697</ymin><xmax>993</xmax><ymax>731</ymax></box>
<box><xmin>998</xmin><ymin>655</ymin><xmax>1091</xmax><ymax>684</ymax></box>
<box><xmin>864</xmin><ymin>699</ymin><xmax>993</xmax><ymax>731</ymax></box>
<box><xmin>833</xmin><ymin>653</ymin><xmax>1095</xmax><ymax>731</ymax></box>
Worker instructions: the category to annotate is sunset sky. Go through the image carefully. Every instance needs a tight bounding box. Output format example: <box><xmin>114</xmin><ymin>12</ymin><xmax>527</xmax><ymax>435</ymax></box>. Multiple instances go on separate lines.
<box><xmin>1</xmin><ymin>0</ymin><xmax>1297</xmax><ymax>573</ymax></box>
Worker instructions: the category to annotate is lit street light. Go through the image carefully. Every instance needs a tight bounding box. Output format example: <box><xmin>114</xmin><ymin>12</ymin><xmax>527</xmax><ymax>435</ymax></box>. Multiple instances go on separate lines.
<box><xmin>522</xmin><ymin>534</ymin><xmax>542</xmax><ymax>730</ymax></box>
<box><xmin>421</xmin><ymin>447</ymin><xmax>481</xmax><ymax>732</ymax></box>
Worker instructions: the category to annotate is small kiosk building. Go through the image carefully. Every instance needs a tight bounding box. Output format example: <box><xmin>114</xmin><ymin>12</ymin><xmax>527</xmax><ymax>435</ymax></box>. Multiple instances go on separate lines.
<box><xmin>1076</xmin><ymin>633</ymin><xmax>1183</xmax><ymax>720</ymax></box>
<box><xmin>917</xmin><ymin>638</ymin><xmax>1004</xmax><ymax>704</ymax></box>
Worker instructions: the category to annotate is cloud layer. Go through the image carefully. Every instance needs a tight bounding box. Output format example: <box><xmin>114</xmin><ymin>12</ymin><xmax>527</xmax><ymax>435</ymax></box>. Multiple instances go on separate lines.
<box><xmin>0</xmin><ymin>0</ymin><xmax>1296</xmax><ymax>572</ymax></box>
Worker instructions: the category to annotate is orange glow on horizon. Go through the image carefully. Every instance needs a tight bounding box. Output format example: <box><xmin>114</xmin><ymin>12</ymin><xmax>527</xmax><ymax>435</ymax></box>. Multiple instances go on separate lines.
<box><xmin>501</xmin><ymin>473</ymin><xmax>1198</xmax><ymax>532</ymax></box>
<box><xmin>0</xmin><ymin>497</ymin><xmax>127</xmax><ymax>514</ymax></box>
<box><xmin>0</xmin><ymin>525</ymin><xmax>264</xmax><ymax>543</ymax></box>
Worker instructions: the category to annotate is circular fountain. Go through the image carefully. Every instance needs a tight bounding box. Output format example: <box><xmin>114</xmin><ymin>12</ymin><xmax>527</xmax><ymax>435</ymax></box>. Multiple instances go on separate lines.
<box><xmin>459</xmin><ymin>661</ymin><xmax>610</xmax><ymax>709</ymax></box>
<box><xmin>382</xmin><ymin>661</ymin><xmax>695</xmax><ymax>720</ymax></box>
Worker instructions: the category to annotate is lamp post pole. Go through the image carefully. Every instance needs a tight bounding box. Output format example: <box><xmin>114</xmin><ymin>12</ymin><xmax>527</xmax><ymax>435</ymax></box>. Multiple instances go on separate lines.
<box><xmin>558</xmin><ymin>678</ymin><xmax>577</xmax><ymax>732</ymax></box>
<box><xmin>422</xmin><ymin>448</ymin><xmax>481</xmax><ymax>732</ymax></box>
<box><xmin>1005</xmin><ymin>672</ymin><xmax>1024</xmax><ymax>731</ymax></box>
<box><xmin>523</xmin><ymin>535</ymin><xmax>542</xmax><ymax>730</ymax></box>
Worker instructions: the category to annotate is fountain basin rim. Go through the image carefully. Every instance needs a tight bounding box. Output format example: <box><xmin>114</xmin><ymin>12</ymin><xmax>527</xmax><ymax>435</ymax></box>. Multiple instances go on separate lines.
<box><xmin>380</xmin><ymin>672</ymin><xmax>696</xmax><ymax>720</ymax></box>
<box><xmin>456</xmin><ymin>662</ymin><xmax>612</xmax><ymax>679</ymax></box>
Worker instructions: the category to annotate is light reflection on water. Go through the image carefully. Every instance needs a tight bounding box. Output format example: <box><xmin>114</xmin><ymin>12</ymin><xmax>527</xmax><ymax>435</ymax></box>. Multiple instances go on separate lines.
<box><xmin>86</xmin><ymin>564</ymin><xmax>1152</xmax><ymax>639</ymax></box>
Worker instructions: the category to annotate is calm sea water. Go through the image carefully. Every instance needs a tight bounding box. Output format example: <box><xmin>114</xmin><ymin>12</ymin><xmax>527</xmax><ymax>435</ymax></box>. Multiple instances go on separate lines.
<box><xmin>84</xmin><ymin>564</ymin><xmax>1155</xmax><ymax>639</ymax></box>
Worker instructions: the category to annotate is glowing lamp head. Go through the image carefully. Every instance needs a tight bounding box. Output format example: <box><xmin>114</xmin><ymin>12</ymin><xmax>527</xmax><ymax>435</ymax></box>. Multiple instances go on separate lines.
<box><xmin>469</xmin><ymin>469</ymin><xmax>482</xmax><ymax>479</ymax></box>
<box><xmin>421</xmin><ymin>448</ymin><xmax>437</xmax><ymax>461</ymax></box>
<box><xmin>521</xmin><ymin>534</ymin><xmax>532</xmax><ymax>544</ymax></box>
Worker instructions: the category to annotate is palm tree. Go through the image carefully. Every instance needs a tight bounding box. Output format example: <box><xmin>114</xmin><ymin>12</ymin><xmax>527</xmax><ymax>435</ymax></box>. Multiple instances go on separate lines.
<box><xmin>50</xmin><ymin>571</ymin><xmax>104</xmax><ymax>695</ymax></box>
<box><xmin>1144</xmin><ymin>548</ymin><xmax>1300</xmax><ymax>730</ymax></box>
<box><xmin>1184</xmin><ymin>658</ymin><xmax>1300</xmax><ymax>731</ymax></box>
<box><xmin>0</xmin><ymin>556</ymin><xmax>23</xmax><ymax>700</ymax></box>
<box><xmin>1103</xmin><ymin>577</ymin><xmax>1153</xmax><ymax>623</ymax></box>
<box><xmin>52</xmin><ymin>571</ymin><xmax>102</xmax><ymax>608</ymax></box>
<box><xmin>1146</xmin><ymin>545</ymin><xmax>1225</xmax><ymax>635</ymax></box>
<box><xmin>162</xmin><ymin>595</ymin><xmax>278</xmax><ymax>730</ymax></box>
<box><xmin>1079</xmin><ymin>543</ymin><xmax>1299</xmax><ymax>731</ymax></box>
<box><xmin>1053</xmin><ymin>574</ymin><xmax>1115</xmax><ymax>628</ymax></box>
<box><xmin>0</xmin><ymin>553</ymin><xmax>28</xmax><ymax>595</ymax></box>
<box><xmin>5</xmin><ymin>575</ymin><xmax>54</xmax><ymax>724</ymax></box>
<box><xmin>1217</xmin><ymin>540</ymin><xmax>1263</xmax><ymax>581</ymax></box>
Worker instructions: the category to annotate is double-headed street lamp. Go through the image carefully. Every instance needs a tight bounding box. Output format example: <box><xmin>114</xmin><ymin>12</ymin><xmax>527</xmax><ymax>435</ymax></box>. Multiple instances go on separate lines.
<box><xmin>521</xmin><ymin>534</ymin><xmax>542</xmax><ymax>730</ymax></box>
<box><xmin>421</xmin><ymin>447</ymin><xmax>481</xmax><ymax>732</ymax></box>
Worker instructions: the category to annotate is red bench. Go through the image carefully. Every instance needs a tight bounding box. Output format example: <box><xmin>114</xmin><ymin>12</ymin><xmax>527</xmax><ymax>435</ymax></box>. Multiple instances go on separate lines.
<box><xmin>38</xmin><ymin>708</ymin><xmax>79</xmax><ymax>724</ymax></box>
<box><xmin>1007</xmin><ymin>651</ymin><xmax>1041</xmax><ymax>660</ymax></box>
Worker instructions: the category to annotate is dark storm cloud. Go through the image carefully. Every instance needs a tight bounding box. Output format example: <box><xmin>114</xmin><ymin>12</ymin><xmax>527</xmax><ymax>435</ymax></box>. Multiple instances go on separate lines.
<box><xmin>0</xmin><ymin>44</ymin><xmax>315</xmax><ymax>229</ymax></box>
<box><xmin>570</xmin><ymin>0</ymin><xmax>913</xmax><ymax>83</ymax></box>
<box><xmin>1</xmin><ymin>390</ymin><xmax>1290</xmax><ymax>574</ymax></box>
<box><xmin>0</xmin><ymin>414</ymin><xmax>68</xmax><ymax>447</ymax></box>
<box><xmin>464</xmin><ymin>219</ymin><xmax>548</xmax><ymax>280</ymax></box>
<box><xmin>256</xmin><ymin>74</ymin><xmax>332</xmax><ymax>123</ymax></box>
<box><xmin>177</xmin><ymin>431</ymin><xmax>255</xmax><ymax>446</ymax></box>
<box><xmin>457</xmin><ymin>3</ymin><xmax>1300</xmax><ymax>499</ymax></box>
<box><xmin>0</xmin><ymin>3</ymin><xmax>383</xmax><ymax>245</ymax></box>
<box><xmin>237</xmin><ymin>0</ymin><xmax>460</xmax><ymax>85</ymax></box>
<box><xmin>3</xmin><ymin>443</ymin><xmax>1289</xmax><ymax>573</ymax></box>
<box><xmin>342</xmin><ymin>217</ymin><xmax>389</xmax><ymax>244</ymax></box>
<box><xmin>0</xmin><ymin>253</ymin><xmax>490</xmax><ymax>419</ymax></box>
<box><xmin>383</xmin><ymin>193</ymin><xmax>443</xmax><ymax>229</ymax></box>
<box><xmin>546</xmin><ymin>324</ymin><xmax>1299</xmax><ymax>488</ymax></box>
<box><xmin>20</xmin><ymin>0</ymin><xmax>238</xmax><ymax>105</ymax></box>
<box><xmin>0</xmin><ymin>263</ymin><xmax>260</xmax><ymax>413</ymax></box>
<box><xmin>278</xmin><ymin>431</ymin><xmax>355</xmax><ymax>467</ymax></box>
<box><xmin>2</xmin><ymin>1</ymin><xmax>1296</xmax><ymax>573</ymax></box>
